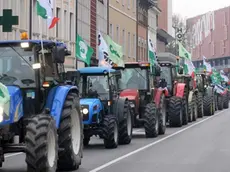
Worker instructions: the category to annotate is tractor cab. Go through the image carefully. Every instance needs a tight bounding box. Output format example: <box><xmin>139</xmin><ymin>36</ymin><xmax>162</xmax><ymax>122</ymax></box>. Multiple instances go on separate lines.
<box><xmin>78</xmin><ymin>67</ymin><xmax>121</xmax><ymax>124</ymax></box>
<box><xmin>0</xmin><ymin>39</ymin><xmax>71</xmax><ymax>122</ymax></box>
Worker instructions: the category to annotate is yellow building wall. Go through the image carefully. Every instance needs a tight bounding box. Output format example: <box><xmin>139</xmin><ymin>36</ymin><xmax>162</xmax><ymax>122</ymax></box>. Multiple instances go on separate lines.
<box><xmin>109</xmin><ymin>0</ymin><xmax>137</xmax><ymax>62</ymax></box>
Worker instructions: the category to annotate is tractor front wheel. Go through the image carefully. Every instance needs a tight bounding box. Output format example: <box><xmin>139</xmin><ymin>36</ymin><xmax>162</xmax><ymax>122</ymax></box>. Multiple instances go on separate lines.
<box><xmin>223</xmin><ymin>94</ymin><xmax>229</xmax><ymax>109</ymax></box>
<box><xmin>144</xmin><ymin>103</ymin><xmax>159</xmax><ymax>138</ymax></box>
<box><xmin>197</xmin><ymin>92</ymin><xmax>204</xmax><ymax>118</ymax></box>
<box><xmin>118</xmin><ymin>100</ymin><xmax>133</xmax><ymax>145</ymax></box>
<box><xmin>103</xmin><ymin>115</ymin><xmax>119</xmax><ymax>149</ymax></box>
<box><xmin>217</xmin><ymin>94</ymin><xmax>224</xmax><ymax>110</ymax></box>
<box><xmin>25</xmin><ymin>114</ymin><xmax>58</xmax><ymax>172</ymax></box>
<box><xmin>158</xmin><ymin>94</ymin><xmax>166</xmax><ymax>135</ymax></box>
<box><xmin>168</xmin><ymin>96</ymin><xmax>183</xmax><ymax>127</ymax></box>
<box><xmin>192</xmin><ymin>94</ymin><xmax>198</xmax><ymax>121</ymax></box>
<box><xmin>57</xmin><ymin>93</ymin><xmax>83</xmax><ymax>171</ymax></box>
<box><xmin>203</xmin><ymin>95</ymin><xmax>213</xmax><ymax>116</ymax></box>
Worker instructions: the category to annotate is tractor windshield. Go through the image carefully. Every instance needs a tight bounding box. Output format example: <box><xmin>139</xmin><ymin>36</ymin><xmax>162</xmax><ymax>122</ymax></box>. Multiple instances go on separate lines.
<box><xmin>0</xmin><ymin>45</ymin><xmax>35</xmax><ymax>88</ymax></box>
<box><xmin>80</xmin><ymin>75</ymin><xmax>109</xmax><ymax>100</ymax></box>
<box><xmin>161</xmin><ymin>66</ymin><xmax>172</xmax><ymax>89</ymax></box>
<box><xmin>119</xmin><ymin>68</ymin><xmax>148</xmax><ymax>90</ymax></box>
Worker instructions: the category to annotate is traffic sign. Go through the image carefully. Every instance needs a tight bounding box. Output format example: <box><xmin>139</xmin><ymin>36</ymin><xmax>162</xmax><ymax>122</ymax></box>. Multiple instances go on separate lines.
<box><xmin>0</xmin><ymin>9</ymin><xmax>19</xmax><ymax>32</ymax></box>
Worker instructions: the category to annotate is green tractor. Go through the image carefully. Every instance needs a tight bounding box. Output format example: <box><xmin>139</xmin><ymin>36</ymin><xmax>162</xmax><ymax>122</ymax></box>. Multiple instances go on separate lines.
<box><xmin>195</xmin><ymin>68</ymin><xmax>215</xmax><ymax>116</ymax></box>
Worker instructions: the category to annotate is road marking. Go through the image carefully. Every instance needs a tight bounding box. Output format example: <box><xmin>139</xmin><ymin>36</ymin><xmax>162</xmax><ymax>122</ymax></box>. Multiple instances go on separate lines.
<box><xmin>89</xmin><ymin>109</ymin><xmax>228</xmax><ymax>172</ymax></box>
<box><xmin>5</xmin><ymin>152</ymin><xmax>22</xmax><ymax>158</ymax></box>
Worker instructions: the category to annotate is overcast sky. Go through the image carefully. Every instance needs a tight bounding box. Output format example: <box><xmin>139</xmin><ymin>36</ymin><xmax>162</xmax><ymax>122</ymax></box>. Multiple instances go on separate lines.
<box><xmin>173</xmin><ymin>0</ymin><xmax>230</xmax><ymax>18</ymax></box>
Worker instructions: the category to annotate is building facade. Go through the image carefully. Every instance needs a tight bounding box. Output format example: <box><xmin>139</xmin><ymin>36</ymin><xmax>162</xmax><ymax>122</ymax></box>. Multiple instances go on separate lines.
<box><xmin>109</xmin><ymin>0</ymin><xmax>137</xmax><ymax>62</ymax></box>
<box><xmin>148</xmin><ymin>5</ymin><xmax>160</xmax><ymax>49</ymax></box>
<box><xmin>187</xmin><ymin>6</ymin><xmax>230</xmax><ymax>73</ymax></box>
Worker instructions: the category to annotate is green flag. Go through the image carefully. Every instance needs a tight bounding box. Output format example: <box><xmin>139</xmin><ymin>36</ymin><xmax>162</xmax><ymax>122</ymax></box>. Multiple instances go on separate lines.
<box><xmin>104</xmin><ymin>35</ymin><xmax>124</xmax><ymax>67</ymax></box>
<box><xmin>148</xmin><ymin>38</ymin><xmax>157</xmax><ymax>66</ymax></box>
<box><xmin>76</xmin><ymin>34</ymin><xmax>94</xmax><ymax>65</ymax></box>
<box><xmin>178</xmin><ymin>42</ymin><xmax>191</xmax><ymax>60</ymax></box>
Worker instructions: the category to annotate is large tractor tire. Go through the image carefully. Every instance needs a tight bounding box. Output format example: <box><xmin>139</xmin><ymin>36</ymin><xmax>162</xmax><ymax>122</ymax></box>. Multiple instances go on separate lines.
<box><xmin>144</xmin><ymin>103</ymin><xmax>159</xmax><ymax>138</ymax></box>
<box><xmin>188</xmin><ymin>98</ymin><xmax>193</xmax><ymax>122</ymax></box>
<box><xmin>168</xmin><ymin>96</ymin><xmax>183</xmax><ymax>127</ymax></box>
<box><xmin>211</xmin><ymin>92</ymin><xmax>215</xmax><ymax>115</ymax></box>
<box><xmin>158</xmin><ymin>94</ymin><xmax>166</xmax><ymax>135</ymax></box>
<box><xmin>197</xmin><ymin>92</ymin><xmax>204</xmax><ymax>118</ymax></box>
<box><xmin>214</xmin><ymin>93</ymin><xmax>218</xmax><ymax>111</ymax></box>
<box><xmin>25</xmin><ymin>114</ymin><xmax>58</xmax><ymax>172</ymax></box>
<box><xmin>57</xmin><ymin>93</ymin><xmax>83</xmax><ymax>171</ymax></box>
<box><xmin>103</xmin><ymin>115</ymin><xmax>119</xmax><ymax>149</ymax></box>
<box><xmin>118</xmin><ymin>100</ymin><xmax>133</xmax><ymax>145</ymax></box>
<box><xmin>217</xmin><ymin>94</ymin><xmax>224</xmax><ymax>110</ymax></box>
<box><xmin>203</xmin><ymin>95</ymin><xmax>213</xmax><ymax>116</ymax></box>
<box><xmin>192</xmin><ymin>94</ymin><xmax>198</xmax><ymax>121</ymax></box>
<box><xmin>182</xmin><ymin>99</ymin><xmax>188</xmax><ymax>125</ymax></box>
<box><xmin>223</xmin><ymin>94</ymin><xmax>229</xmax><ymax>109</ymax></box>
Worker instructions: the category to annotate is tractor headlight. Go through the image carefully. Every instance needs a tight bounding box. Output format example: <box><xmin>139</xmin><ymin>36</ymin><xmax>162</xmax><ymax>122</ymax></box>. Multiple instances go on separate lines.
<box><xmin>0</xmin><ymin>107</ymin><xmax>4</xmax><ymax>122</ymax></box>
<box><xmin>82</xmin><ymin>108</ymin><xmax>88</xmax><ymax>115</ymax></box>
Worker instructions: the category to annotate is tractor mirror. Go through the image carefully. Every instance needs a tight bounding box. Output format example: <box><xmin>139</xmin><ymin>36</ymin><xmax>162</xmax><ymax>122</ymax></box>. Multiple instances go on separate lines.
<box><xmin>52</xmin><ymin>46</ymin><xmax>65</xmax><ymax>63</ymax></box>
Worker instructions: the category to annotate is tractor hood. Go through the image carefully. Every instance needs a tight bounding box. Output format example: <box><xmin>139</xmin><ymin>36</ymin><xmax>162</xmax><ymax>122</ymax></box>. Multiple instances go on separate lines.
<box><xmin>119</xmin><ymin>89</ymin><xmax>139</xmax><ymax>100</ymax></box>
<box><xmin>80</xmin><ymin>98</ymin><xmax>101</xmax><ymax>107</ymax></box>
<box><xmin>0</xmin><ymin>85</ymin><xmax>23</xmax><ymax>125</ymax></box>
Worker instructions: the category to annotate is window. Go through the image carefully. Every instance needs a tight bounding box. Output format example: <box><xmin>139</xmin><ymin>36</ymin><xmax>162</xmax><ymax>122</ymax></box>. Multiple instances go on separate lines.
<box><xmin>128</xmin><ymin>32</ymin><xmax>131</xmax><ymax>57</ymax></box>
<box><xmin>122</xmin><ymin>29</ymin><xmax>126</xmax><ymax>55</ymax></box>
<box><xmin>64</xmin><ymin>10</ymin><xmax>68</xmax><ymax>40</ymax></box>
<box><xmin>128</xmin><ymin>0</ymin><xmax>131</xmax><ymax>9</ymax></box>
<box><xmin>69</xmin><ymin>13</ymin><xmax>74</xmax><ymax>41</ymax></box>
<box><xmin>56</xmin><ymin>8</ymin><xmax>61</xmax><ymax>38</ymax></box>
<box><xmin>133</xmin><ymin>34</ymin><xmax>136</xmax><ymax>58</ymax></box>
<box><xmin>109</xmin><ymin>24</ymin><xmax>113</xmax><ymax>39</ymax></box>
<box><xmin>133</xmin><ymin>0</ymin><xmax>136</xmax><ymax>12</ymax></box>
<box><xmin>116</xmin><ymin>25</ymin><xmax>120</xmax><ymax>43</ymax></box>
<box><xmin>122</xmin><ymin>0</ymin><xmax>125</xmax><ymax>6</ymax></box>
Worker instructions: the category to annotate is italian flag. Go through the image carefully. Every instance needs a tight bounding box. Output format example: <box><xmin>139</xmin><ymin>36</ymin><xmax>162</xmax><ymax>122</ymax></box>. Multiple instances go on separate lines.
<box><xmin>36</xmin><ymin>0</ymin><xmax>59</xmax><ymax>29</ymax></box>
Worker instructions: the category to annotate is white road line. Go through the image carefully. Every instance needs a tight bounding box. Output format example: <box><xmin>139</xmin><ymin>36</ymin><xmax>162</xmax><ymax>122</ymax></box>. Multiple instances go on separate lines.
<box><xmin>5</xmin><ymin>152</ymin><xmax>22</xmax><ymax>158</ymax></box>
<box><xmin>89</xmin><ymin>109</ymin><xmax>228</xmax><ymax>172</ymax></box>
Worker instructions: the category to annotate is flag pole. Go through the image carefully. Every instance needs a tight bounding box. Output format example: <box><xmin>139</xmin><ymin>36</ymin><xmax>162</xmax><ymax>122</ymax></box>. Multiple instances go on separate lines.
<box><xmin>38</xmin><ymin>17</ymin><xmax>45</xmax><ymax>63</ymax></box>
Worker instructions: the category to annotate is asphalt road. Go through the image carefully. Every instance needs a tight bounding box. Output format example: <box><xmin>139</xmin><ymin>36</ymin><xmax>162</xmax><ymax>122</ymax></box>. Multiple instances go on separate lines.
<box><xmin>1</xmin><ymin>108</ymin><xmax>230</xmax><ymax>172</ymax></box>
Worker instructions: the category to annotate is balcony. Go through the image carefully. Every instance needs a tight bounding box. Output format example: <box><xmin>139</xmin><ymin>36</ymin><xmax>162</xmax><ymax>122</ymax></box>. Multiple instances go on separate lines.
<box><xmin>138</xmin><ymin>0</ymin><xmax>158</xmax><ymax>10</ymax></box>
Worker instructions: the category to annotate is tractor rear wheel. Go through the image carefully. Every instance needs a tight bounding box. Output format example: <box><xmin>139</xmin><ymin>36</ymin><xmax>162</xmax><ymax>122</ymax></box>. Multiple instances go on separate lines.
<box><xmin>197</xmin><ymin>92</ymin><xmax>204</xmax><ymax>118</ymax></box>
<box><xmin>57</xmin><ymin>93</ymin><xmax>83</xmax><ymax>171</ymax></box>
<box><xmin>217</xmin><ymin>94</ymin><xmax>224</xmax><ymax>110</ymax></box>
<box><xmin>103</xmin><ymin>115</ymin><xmax>118</xmax><ymax>149</ymax></box>
<box><xmin>223</xmin><ymin>94</ymin><xmax>229</xmax><ymax>109</ymax></box>
<box><xmin>25</xmin><ymin>114</ymin><xmax>58</xmax><ymax>172</ymax></box>
<box><xmin>168</xmin><ymin>96</ymin><xmax>183</xmax><ymax>127</ymax></box>
<box><xmin>188</xmin><ymin>98</ymin><xmax>193</xmax><ymax>122</ymax></box>
<box><xmin>158</xmin><ymin>94</ymin><xmax>166</xmax><ymax>135</ymax></box>
<box><xmin>144</xmin><ymin>103</ymin><xmax>159</xmax><ymax>138</ymax></box>
<box><xmin>118</xmin><ymin>100</ymin><xmax>132</xmax><ymax>145</ymax></box>
<box><xmin>203</xmin><ymin>95</ymin><xmax>213</xmax><ymax>116</ymax></box>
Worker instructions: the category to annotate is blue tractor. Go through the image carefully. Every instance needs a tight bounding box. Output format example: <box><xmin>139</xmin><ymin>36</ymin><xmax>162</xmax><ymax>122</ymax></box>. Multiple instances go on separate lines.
<box><xmin>0</xmin><ymin>39</ymin><xmax>83</xmax><ymax>171</ymax></box>
<box><xmin>78</xmin><ymin>67</ymin><xmax>132</xmax><ymax>149</ymax></box>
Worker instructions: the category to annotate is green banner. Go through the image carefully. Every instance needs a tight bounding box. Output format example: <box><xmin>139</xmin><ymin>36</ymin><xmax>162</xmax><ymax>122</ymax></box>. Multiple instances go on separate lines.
<box><xmin>104</xmin><ymin>35</ymin><xmax>124</xmax><ymax>67</ymax></box>
<box><xmin>76</xmin><ymin>34</ymin><xmax>94</xmax><ymax>65</ymax></box>
<box><xmin>178</xmin><ymin>42</ymin><xmax>191</xmax><ymax>60</ymax></box>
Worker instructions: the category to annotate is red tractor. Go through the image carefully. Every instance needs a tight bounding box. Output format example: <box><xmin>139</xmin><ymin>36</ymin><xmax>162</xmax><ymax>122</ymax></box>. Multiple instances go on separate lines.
<box><xmin>114</xmin><ymin>62</ymin><xmax>168</xmax><ymax>138</ymax></box>
<box><xmin>157</xmin><ymin>53</ymin><xmax>198</xmax><ymax>127</ymax></box>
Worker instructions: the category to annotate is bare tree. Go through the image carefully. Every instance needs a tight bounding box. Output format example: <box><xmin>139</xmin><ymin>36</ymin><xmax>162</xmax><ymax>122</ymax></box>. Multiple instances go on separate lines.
<box><xmin>166</xmin><ymin>13</ymin><xmax>189</xmax><ymax>55</ymax></box>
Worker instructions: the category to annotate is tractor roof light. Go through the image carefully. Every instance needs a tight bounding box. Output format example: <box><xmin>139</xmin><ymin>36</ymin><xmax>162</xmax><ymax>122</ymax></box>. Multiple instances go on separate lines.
<box><xmin>20</xmin><ymin>32</ymin><xmax>28</xmax><ymax>40</ymax></box>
